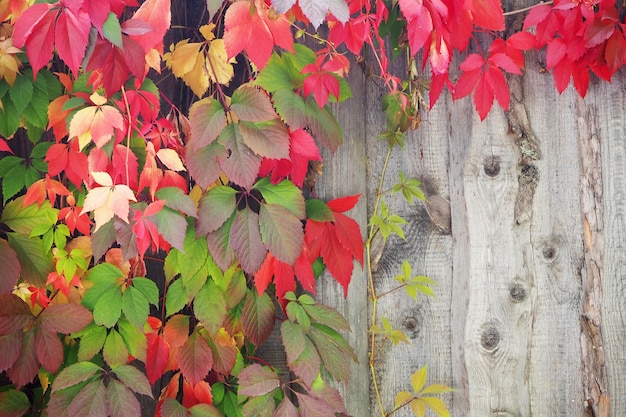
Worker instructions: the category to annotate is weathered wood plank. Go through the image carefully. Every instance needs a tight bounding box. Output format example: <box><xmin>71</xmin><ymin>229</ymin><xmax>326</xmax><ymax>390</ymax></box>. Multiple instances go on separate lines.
<box><xmin>366</xmin><ymin>90</ymin><xmax>455</xmax><ymax>416</ymax></box>
<box><xmin>315</xmin><ymin>63</ymin><xmax>370</xmax><ymax>417</ymax></box>
<box><xmin>594</xmin><ymin>71</ymin><xmax>626</xmax><ymax>415</ymax></box>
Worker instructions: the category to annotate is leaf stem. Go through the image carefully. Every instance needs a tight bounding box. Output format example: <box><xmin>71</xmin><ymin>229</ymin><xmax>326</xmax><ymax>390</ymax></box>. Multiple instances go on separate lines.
<box><xmin>367</xmin><ymin>145</ymin><xmax>394</xmax><ymax>417</ymax></box>
<box><xmin>503</xmin><ymin>1</ymin><xmax>553</xmax><ymax>16</ymax></box>
<box><xmin>120</xmin><ymin>86</ymin><xmax>132</xmax><ymax>188</ymax></box>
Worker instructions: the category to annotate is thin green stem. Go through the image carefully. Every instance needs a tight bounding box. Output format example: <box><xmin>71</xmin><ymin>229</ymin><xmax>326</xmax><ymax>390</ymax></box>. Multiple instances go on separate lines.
<box><xmin>367</xmin><ymin>145</ymin><xmax>394</xmax><ymax>417</ymax></box>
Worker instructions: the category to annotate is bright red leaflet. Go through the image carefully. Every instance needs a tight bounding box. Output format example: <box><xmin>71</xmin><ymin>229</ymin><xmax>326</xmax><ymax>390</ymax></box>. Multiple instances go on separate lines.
<box><xmin>223</xmin><ymin>0</ymin><xmax>294</xmax><ymax>69</ymax></box>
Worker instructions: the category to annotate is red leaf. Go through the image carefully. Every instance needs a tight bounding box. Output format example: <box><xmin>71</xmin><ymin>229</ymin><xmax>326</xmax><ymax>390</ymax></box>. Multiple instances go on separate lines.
<box><xmin>146</xmin><ymin>333</ymin><xmax>169</xmax><ymax>385</ymax></box>
<box><xmin>54</xmin><ymin>6</ymin><xmax>91</xmax><ymax>76</ymax></box>
<box><xmin>238</xmin><ymin>364</ymin><xmax>280</xmax><ymax>397</ymax></box>
<box><xmin>0</xmin><ymin>239</ymin><xmax>20</xmax><ymax>295</ymax></box>
<box><xmin>473</xmin><ymin>73</ymin><xmax>494</xmax><ymax>120</ymax></box>
<box><xmin>35</xmin><ymin>328</ymin><xmax>63</xmax><ymax>374</ymax></box>
<box><xmin>40</xmin><ymin>303</ymin><xmax>93</xmax><ymax>334</ymax></box>
<box><xmin>326</xmin><ymin>194</ymin><xmax>360</xmax><ymax>212</ymax></box>
<box><xmin>0</xmin><ymin>331</ymin><xmax>21</xmax><ymax>373</ymax></box>
<box><xmin>294</xmin><ymin>246</ymin><xmax>316</xmax><ymax>293</ymax></box>
<box><xmin>45</xmin><ymin>141</ymin><xmax>90</xmax><ymax>189</ymax></box>
<box><xmin>332</xmin><ymin>212</ymin><xmax>364</xmax><ymax>265</ymax></box>
<box><xmin>176</xmin><ymin>331</ymin><xmax>213</xmax><ymax>385</ymax></box>
<box><xmin>224</xmin><ymin>0</ymin><xmax>294</xmax><ymax>69</ymax></box>
<box><xmin>7</xmin><ymin>330</ymin><xmax>37</xmax><ymax>389</ymax></box>
<box><xmin>0</xmin><ymin>138</ymin><xmax>12</xmax><ymax>154</ymax></box>
<box><xmin>12</xmin><ymin>3</ymin><xmax>55</xmax><ymax>77</ymax></box>
<box><xmin>130</xmin><ymin>0</ymin><xmax>171</xmax><ymax>53</ymax></box>
<box><xmin>302</xmin><ymin>63</ymin><xmax>341</xmax><ymax>108</ymax></box>
<box><xmin>319</xmin><ymin>223</ymin><xmax>354</xmax><ymax>296</ymax></box>
<box><xmin>469</xmin><ymin>0</ymin><xmax>504</xmax><ymax>31</ymax></box>
<box><xmin>0</xmin><ymin>294</ymin><xmax>32</xmax><ymax>336</ymax></box>
<box><xmin>484</xmin><ymin>66</ymin><xmax>510</xmax><ymax>111</ymax></box>
<box><xmin>87</xmin><ymin>36</ymin><xmax>146</xmax><ymax>96</ymax></box>
<box><xmin>403</xmin><ymin>6</ymin><xmax>433</xmax><ymax>54</ymax></box>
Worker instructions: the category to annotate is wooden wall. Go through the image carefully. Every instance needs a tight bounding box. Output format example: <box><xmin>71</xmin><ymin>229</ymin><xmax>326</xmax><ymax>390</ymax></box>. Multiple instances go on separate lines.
<box><xmin>316</xmin><ymin>46</ymin><xmax>626</xmax><ymax>416</ymax></box>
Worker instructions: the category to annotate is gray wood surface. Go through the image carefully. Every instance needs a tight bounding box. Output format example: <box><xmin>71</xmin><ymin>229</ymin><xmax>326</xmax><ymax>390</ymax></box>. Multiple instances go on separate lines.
<box><xmin>317</xmin><ymin>43</ymin><xmax>626</xmax><ymax>417</ymax></box>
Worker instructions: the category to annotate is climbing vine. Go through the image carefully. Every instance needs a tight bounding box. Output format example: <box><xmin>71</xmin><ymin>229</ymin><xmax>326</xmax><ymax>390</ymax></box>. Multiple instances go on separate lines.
<box><xmin>1</xmin><ymin>0</ymin><xmax>624</xmax><ymax>415</ymax></box>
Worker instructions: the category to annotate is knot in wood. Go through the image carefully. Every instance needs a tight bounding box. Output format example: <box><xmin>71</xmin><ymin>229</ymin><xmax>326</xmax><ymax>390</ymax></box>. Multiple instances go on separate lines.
<box><xmin>403</xmin><ymin>317</ymin><xmax>418</xmax><ymax>331</ymax></box>
<box><xmin>480</xmin><ymin>325</ymin><xmax>500</xmax><ymax>351</ymax></box>
<box><xmin>542</xmin><ymin>246</ymin><xmax>557</xmax><ymax>262</ymax></box>
<box><xmin>509</xmin><ymin>283</ymin><xmax>527</xmax><ymax>302</ymax></box>
<box><xmin>483</xmin><ymin>156</ymin><xmax>501</xmax><ymax>177</ymax></box>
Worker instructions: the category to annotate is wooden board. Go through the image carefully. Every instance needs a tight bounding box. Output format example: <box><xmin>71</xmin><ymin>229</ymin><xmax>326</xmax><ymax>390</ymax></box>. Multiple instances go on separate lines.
<box><xmin>318</xmin><ymin>48</ymin><xmax>626</xmax><ymax>417</ymax></box>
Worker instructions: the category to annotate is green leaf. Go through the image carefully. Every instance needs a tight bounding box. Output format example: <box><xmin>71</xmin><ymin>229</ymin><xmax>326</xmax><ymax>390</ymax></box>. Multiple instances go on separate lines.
<box><xmin>241</xmin><ymin>291</ymin><xmax>275</xmax><ymax>346</ymax></box>
<box><xmin>52</xmin><ymin>361</ymin><xmax>103</xmax><ymax>392</ymax></box>
<box><xmin>259</xmin><ymin>204</ymin><xmax>304</xmax><ymax>265</ymax></box>
<box><xmin>189</xmin><ymin>403</ymin><xmax>224</xmax><ymax>417</ymax></box>
<box><xmin>78</xmin><ymin>324</ymin><xmax>107</xmax><ymax>362</ymax></box>
<box><xmin>392</xmin><ymin>172</ymin><xmax>426</xmax><ymax>204</ymax></box>
<box><xmin>289</xmin><ymin>337</ymin><xmax>320</xmax><ymax>388</ymax></box>
<box><xmin>111</xmin><ymin>364</ymin><xmax>153</xmax><ymax>398</ymax></box>
<box><xmin>239</xmin><ymin>119</ymin><xmax>290</xmax><ymax>160</ymax></box>
<box><xmin>0</xmin><ymin>156</ymin><xmax>23</xmax><ymax>177</ymax></box>
<box><xmin>1</xmin><ymin>197</ymin><xmax>58</xmax><ymax>234</ymax></box>
<box><xmin>186</xmin><ymin>140</ymin><xmax>227</xmax><ymax>189</ymax></box>
<box><xmin>280</xmin><ymin>320</ymin><xmax>306</xmax><ymax>363</ymax></box>
<box><xmin>241</xmin><ymin>394</ymin><xmax>275</xmax><ymax>417</ymax></box>
<box><xmin>93</xmin><ymin>286</ymin><xmax>123</xmax><ymax>328</ymax></box>
<box><xmin>0</xmin><ymin>99</ymin><xmax>20</xmax><ymax>138</ymax></box>
<box><xmin>160</xmin><ymin>399</ymin><xmax>188</xmax><ymax>417</ymax></box>
<box><xmin>301</xmin><ymin>303</ymin><xmax>350</xmax><ymax>332</ymax></box>
<box><xmin>103</xmin><ymin>329</ymin><xmax>128</xmax><ymax>367</ymax></box>
<box><xmin>197</xmin><ymin>186</ymin><xmax>237</xmax><ymax>236</ymax></box>
<box><xmin>130</xmin><ymin>277</ymin><xmax>159</xmax><ymax>306</ymax></box>
<box><xmin>2</xmin><ymin>167</ymin><xmax>27</xmax><ymax>206</ymax></box>
<box><xmin>117</xmin><ymin>318</ymin><xmax>147</xmax><ymax>362</ymax></box>
<box><xmin>0</xmin><ymin>389</ymin><xmax>30</xmax><ymax>417</ymax></box>
<box><xmin>305</xmin><ymin>96</ymin><xmax>342</xmax><ymax>152</ymax></box>
<box><xmin>7</xmin><ymin>233</ymin><xmax>53</xmax><ymax>287</ymax></box>
<box><xmin>230</xmin><ymin>86</ymin><xmax>277</xmax><ymax>122</ymax></box>
<box><xmin>102</xmin><ymin>12</ymin><xmax>123</xmax><ymax>48</ymax></box>
<box><xmin>271</xmin><ymin>89</ymin><xmax>308</xmax><ymax>129</ymax></box>
<box><xmin>188</xmin><ymin>98</ymin><xmax>226</xmax><ymax>151</ymax></box>
<box><xmin>194</xmin><ymin>279</ymin><xmax>227</xmax><ymax>335</ymax></box>
<box><xmin>238</xmin><ymin>364</ymin><xmax>279</xmax><ymax>397</ymax></box>
<box><xmin>255</xmin><ymin>53</ymin><xmax>300</xmax><ymax>93</ymax></box>
<box><xmin>82</xmin><ymin>264</ymin><xmax>124</xmax><ymax>310</ymax></box>
<box><xmin>10</xmin><ymin>73</ymin><xmax>33</xmax><ymax>115</ymax></box>
<box><xmin>155</xmin><ymin>207</ymin><xmax>188</xmax><ymax>253</ymax></box>
<box><xmin>122</xmin><ymin>286</ymin><xmax>150</xmax><ymax>329</ymax></box>
<box><xmin>22</xmin><ymin>85</ymin><xmax>49</xmax><ymax>129</ymax></box>
<box><xmin>156</xmin><ymin>187</ymin><xmax>198</xmax><ymax>218</ymax></box>
<box><xmin>253</xmin><ymin>178</ymin><xmax>305</xmax><ymax>218</ymax></box>
<box><xmin>165</xmin><ymin>279</ymin><xmax>189</xmax><ymax>317</ymax></box>
<box><xmin>305</xmin><ymin>199</ymin><xmax>334</xmax><ymax>222</ymax></box>
<box><xmin>411</xmin><ymin>365</ymin><xmax>428</xmax><ymax>394</ymax></box>
<box><xmin>308</xmin><ymin>324</ymin><xmax>357</xmax><ymax>382</ymax></box>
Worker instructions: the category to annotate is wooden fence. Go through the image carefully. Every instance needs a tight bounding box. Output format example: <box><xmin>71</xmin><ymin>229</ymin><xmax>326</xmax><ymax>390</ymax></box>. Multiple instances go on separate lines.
<box><xmin>315</xmin><ymin>47</ymin><xmax>626</xmax><ymax>417</ymax></box>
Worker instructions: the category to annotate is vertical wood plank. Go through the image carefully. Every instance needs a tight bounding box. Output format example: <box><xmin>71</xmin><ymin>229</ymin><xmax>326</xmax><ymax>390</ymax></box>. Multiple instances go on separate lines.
<box><xmin>594</xmin><ymin>71</ymin><xmax>626</xmax><ymax>414</ymax></box>
<box><xmin>365</xmin><ymin>86</ymin><xmax>455</xmax><ymax>416</ymax></box>
<box><xmin>314</xmin><ymin>64</ymin><xmax>370</xmax><ymax>417</ymax></box>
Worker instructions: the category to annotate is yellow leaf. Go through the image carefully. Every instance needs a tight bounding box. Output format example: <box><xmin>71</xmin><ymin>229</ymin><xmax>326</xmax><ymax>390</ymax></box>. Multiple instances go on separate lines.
<box><xmin>169</xmin><ymin>39</ymin><xmax>203</xmax><ymax>78</ymax></box>
<box><xmin>199</xmin><ymin>23</ymin><xmax>216</xmax><ymax>41</ymax></box>
<box><xmin>206</xmin><ymin>39</ymin><xmax>235</xmax><ymax>86</ymax></box>
<box><xmin>411</xmin><ymin>365</ymin><xmax>428</xmax><ymax>393</ymax></box>
<box><xmin>410</xmin><ymin>398</ymin><xmax>427</xmax><ymax>417</ymax></box>
<box><xmin>394</xmin><ymin>391</ymin><xmax>413</xmax><ymax>410</ymax></box>
<box><xmin>0</xmin><ymin>37</ymin><xmax>22</xmax><ymax>85</ymax></box>
<box><xmin>422</xmin><ymin>397</ymin><xmax>451</xmax><ymax>417</ymax></box>
<box><xmin>156</xmin><ymin>148</ymin><xmax>186</xmax><ymax>171</ymax></box>
<box><xmin>146</xmin><ymin>48</ymin><xmax>161</xmax><ymax>73</ymax></box>
<box><xmin>421</xmin><ymin>384</ymin><xmax>454</xmax><ymax>395</ymax></box>
<box><xmin>89</xmin><ymin>92</ymin><xmax>107</xmax><ymax>106</ymax></box>
<box><xmin>182</xmin><ymin>52</ymin><xmax>209</xmax><ymax>97</ymax></box>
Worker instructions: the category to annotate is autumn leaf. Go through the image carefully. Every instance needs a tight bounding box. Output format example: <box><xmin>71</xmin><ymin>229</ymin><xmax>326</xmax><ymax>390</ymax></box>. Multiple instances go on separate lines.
<box><xmin>68</xmin><ymin>95</ymin><xmax>124</xmax><ymax>150</ymax></box>
<box><xmin>176</xmin><ymin>331</ymin><xmax>213</xmax><ymax>385</ymax></box>
<box><xmin>13</xmin><ymin>3</ymin><xmax>91</xmax><ymax>77</ymax></box>
<box><xmin>302</xmin><ymin>60</ymin><xmax>341</xmax><ymax>108</ymax></box>
<box><xmin>224</xmin><ymin>0</ymin><xmax>294</xmax><ymax>69</ymax></box>
<box><xmin>81</xmin><ymin>172</ymin><xmax>137</xmax><ymax>232</ymax></box>
<box><xmin>0</xmin><ymin>37</ymin><xmax>22</xmax><ymax>86</ymax></box>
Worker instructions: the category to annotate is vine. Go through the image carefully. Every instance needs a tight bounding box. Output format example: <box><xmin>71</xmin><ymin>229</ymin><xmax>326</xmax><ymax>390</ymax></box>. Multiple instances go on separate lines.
<box><xmin>1</xmin><ymin>0</ymin><xmax>625</xmax><ymax>416</ymax></box>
